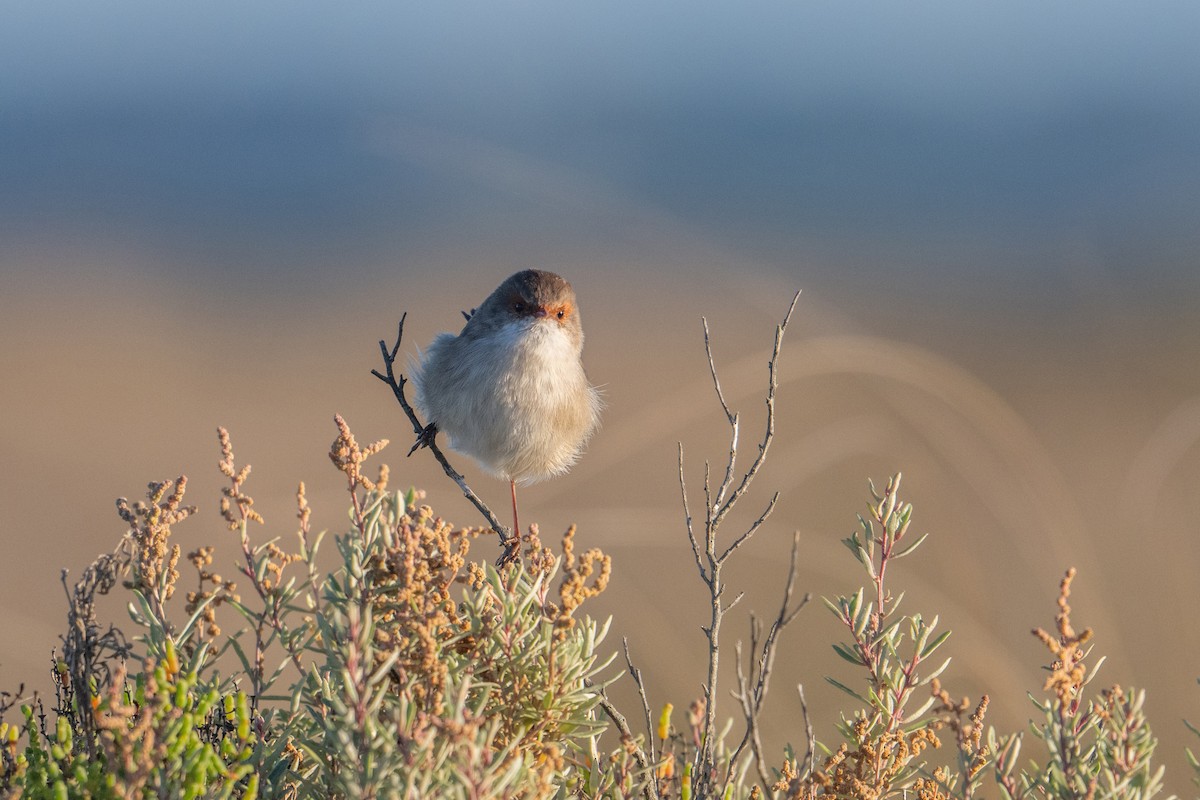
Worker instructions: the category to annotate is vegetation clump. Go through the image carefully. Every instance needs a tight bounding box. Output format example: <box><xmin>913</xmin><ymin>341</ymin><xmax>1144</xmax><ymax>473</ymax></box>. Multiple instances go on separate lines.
<box><xmin>0</xmin><ymin>295</ymin><xmax>1185</xmax><ymax>799</ymax></box>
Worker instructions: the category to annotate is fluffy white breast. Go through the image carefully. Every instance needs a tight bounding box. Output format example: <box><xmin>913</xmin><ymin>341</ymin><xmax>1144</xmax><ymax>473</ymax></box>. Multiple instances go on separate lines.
<box><xmin>415</xmin><ymin>318</ymin><xmax>600</xmax><ymax>484</ymax></box>
<box><xmin>503</xmin><ymin>320</ymin><xmax>586</xmax><ymax>400</ymax></box>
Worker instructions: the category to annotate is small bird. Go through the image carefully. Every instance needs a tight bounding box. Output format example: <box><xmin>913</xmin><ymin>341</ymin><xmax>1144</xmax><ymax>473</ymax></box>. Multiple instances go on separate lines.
<box><xmin>411</xmin><ymin>270</ymin><xmax>601</xmax><ymax>537</ymax></box>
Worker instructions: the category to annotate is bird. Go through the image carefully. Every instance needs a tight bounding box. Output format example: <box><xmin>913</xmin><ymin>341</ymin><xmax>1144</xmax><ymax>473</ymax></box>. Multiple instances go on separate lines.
<box><xmin>410</xmin><ymin>269</ymin><xmax>601</xmax><ymax>539</ymax></box>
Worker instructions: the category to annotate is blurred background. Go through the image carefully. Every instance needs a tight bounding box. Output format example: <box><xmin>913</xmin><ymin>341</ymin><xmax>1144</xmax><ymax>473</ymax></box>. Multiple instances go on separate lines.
<box><xmin>2</xmin><ymin>0</ymin><xmax>1199</xmax><ymax>786</ymax></box>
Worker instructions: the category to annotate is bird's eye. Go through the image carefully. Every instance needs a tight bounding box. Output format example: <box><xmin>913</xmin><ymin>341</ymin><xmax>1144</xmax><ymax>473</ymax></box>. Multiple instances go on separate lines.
<box><xmin>556</xmin><ymin>309</ymin><xmax>565</xmax><ymax>319</ymax></box>
<box><xmin>513</xmin><ymin>302</ymin><xmax>525</xmax><ymax>313</ymax></box>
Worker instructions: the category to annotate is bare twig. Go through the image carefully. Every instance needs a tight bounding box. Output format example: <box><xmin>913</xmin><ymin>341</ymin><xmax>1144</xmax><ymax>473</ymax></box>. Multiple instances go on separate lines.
<box><xmin>588</xmin><ymin>681</ymin><xmax>660</xmax><ymax>800</ymax></box>
<box><xmin>726</xmin><ymin>530</ymin><xmax>812</xmax><ymax>796</ymax></box>
<box><xmin>59</xmin><ymin>536</ymin><xmax>136</xmax><ymax>757</ymax></box>
<box><xmin>624</xmin><ymin>638</ymin><xmax>658</xmax><ymax>765</ymax></box>
<box><xmin>719</xmin><ymin>491</ymin><xmax>780</xmax><ymax>564</ymax></box>
<box><xmin>703</xmin><ymin>317</ymin><xmax>739</xmax><ymax>509</ymax></box>
<box><xmin>679</xmin><ymin>290</ymin><xmax>802</xmax><ymax>799</ymax></box>
<box><xmin>371</xmin><ymin>315</ymin><xmax>518</xmax><ymax>566</ymax></box>
<box><xmin>679</xmin><ymin>444</ymin><xmax>705</xmax><ymax>583</ymax></box>
<box><xmin>798</xmin><ymin>683</ymin><xmax>816</xmax><ymax>797</ymax></box>
<box><xmin>708</xmin><ymin>290</ymin><xmax>800</xmax><ymax>535</ymax></box>
<box><xmin>702</xmin><ymin>317</ymin><xmax>737</xmax><ymax>428</ymax></box>
<box><xmin>731</xmin><ymin>640</ymin><xmax>769</xmax><ymax>789</ymax></box>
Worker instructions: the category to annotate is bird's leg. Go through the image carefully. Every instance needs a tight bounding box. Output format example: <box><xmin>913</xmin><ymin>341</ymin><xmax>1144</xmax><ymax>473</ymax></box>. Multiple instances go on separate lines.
<box><xmin>510</xmin><ymin>479</ymin><xmax>521</xmax><ymax>538</ymax></box>
<box><xmin>407</xmin><ymin>422</ymin><xmax>438</xmax><ymax>456</ymax></box>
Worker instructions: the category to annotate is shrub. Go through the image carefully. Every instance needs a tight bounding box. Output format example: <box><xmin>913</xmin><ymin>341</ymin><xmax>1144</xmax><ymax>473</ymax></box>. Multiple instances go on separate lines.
<box><xmin>0</xmin><ymin>294</ymin><xmax>1180</xmax><ymax>799</ymax></box>
<box><xmin>1</xmin><ymin>421</ymin><xmax>617</xmax><ymax>800</ymax></box>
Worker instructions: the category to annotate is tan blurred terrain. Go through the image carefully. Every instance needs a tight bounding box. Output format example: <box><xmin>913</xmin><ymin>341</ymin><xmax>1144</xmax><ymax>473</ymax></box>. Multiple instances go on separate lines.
<box><xmin>2</xmin><ymin>242</ymin><xmax>1198</xmax><ymax>784</ymax></box>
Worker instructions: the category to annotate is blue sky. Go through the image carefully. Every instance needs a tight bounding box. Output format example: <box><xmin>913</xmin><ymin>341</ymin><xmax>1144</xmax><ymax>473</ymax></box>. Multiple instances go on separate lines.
<box><xmin>3</xmin><ymin>1</ymin><xmax>1198</xmax><ymax>298</ymax></box>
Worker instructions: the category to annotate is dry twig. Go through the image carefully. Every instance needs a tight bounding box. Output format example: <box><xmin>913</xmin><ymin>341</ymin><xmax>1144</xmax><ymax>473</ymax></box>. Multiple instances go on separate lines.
<box><xmin>728</xmin><ymin>530</ymin><xmax>812</xmax><ymax>795</ymax></box>
<box><xmin>798</xmin><ymin>684</ymin><xmax>817</xmax><ymax>797</ymax></box>
<box><xmin>588</xmin><ymin>682</ymin><xmax>660</xmax><ymax>800</ymax></box>
<box><xmin>371</xmin><ymin>314</ymin><xmax>518</xmax><ymax>566</ymax></box>
<box><xmin>679</xmin><ymin>290</ymin><xmax>802</xmax><ymax>798</ymax></box>
<box><xmin>624</xmin><ymin>638</ymin><xmax>658</xmax><ymax>766</ymax></box>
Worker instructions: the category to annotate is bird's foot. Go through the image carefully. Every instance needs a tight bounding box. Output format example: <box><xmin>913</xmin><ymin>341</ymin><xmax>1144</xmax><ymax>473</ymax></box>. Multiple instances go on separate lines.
<box><xmin>495</xmin><ymin>535</ymin><xmax>521</xmax><ymax>569</ymax></box>
<box><xmin>407</xmin><ymin>422</ymin><xmax>438</xmax><ymax>456</ymax></box>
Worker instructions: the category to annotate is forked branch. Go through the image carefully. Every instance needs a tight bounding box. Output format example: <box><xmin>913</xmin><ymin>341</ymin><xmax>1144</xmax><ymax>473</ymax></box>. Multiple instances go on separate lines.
<box><xmin>678</xmin><ymin>290</ymin><xmax>804</xmax><ymax>799</ymax></box>
<box><xmin>727</xmin><ymin>530</ymin><xmax>812</xmax><ymax>795</ymax></box>
<box><xmin>708</xmin><ymin>290</ymin><xmax>800</xmax><ymax>535</ymax></box>
<box><xmin>588</xmin><ymin>681</ymin><xmax>660</xmax><ymax>800</ymax></box>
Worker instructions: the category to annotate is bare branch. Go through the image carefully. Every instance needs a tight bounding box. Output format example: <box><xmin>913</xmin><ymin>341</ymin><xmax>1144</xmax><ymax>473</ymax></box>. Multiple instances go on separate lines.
<box><xmin>747</xmin><ymin>692</ymin><xmax>771</xmax><ymax>790</ymax></box>
<box><xmin>724</xmin><ymin>591</ymin><xmax>746</xmax><ymax>615</ymax></box>
<box><xmin>680</xmin><ymin>290</ymin><xmax>802</xmax><ymax>800</ymax></box>
<box><xmin>753</xmin><ymin>536</ymin><xmax>811</xmax><ymax>702</ymax></box>
<box><xmin>588</xmin><ymin>682</ymin><xmax>660</xmax><ymax>800</ymax></box>
<box><xmin>781</xmin><ymin>531</ymin><xmax>809</xmax><ymax>622</ymax></box>
<box><xmin>624</xmin><ymin>638</ymin><xmax>658</xmax><ymax>765</ymax></box>
<box><xmin>371</xmin><ymin>315</ymin><xmax>518</xmax><ymax>566</ymax></box>
<box><xmin>709</xmin><ymin>289</ymin><xmax>801</xmax><ymax>533</ymax></box>
<box><xmin>704</xmin><ymin>316</ymin><xmax>741</xmax><ymax>510</ymax></box>
<box><xmin>798</xmin><ymin>683</ymin><xmax>816</xmax><ymax>790</ymax></box>
<box><xmin>702</xmin><ymin>316</ymin><xmax>736</xmax><ymax>427</ymax></box>
<box><xmin>679</xmin><ymin>444</ymin><xmax>706</xmax><ymax>584</ymax></box>
<box><xmin>728</xmin><ymin>639</ymin><xmax>772</xmax><ymax>792</ymax></box>
<box><xmin>725</xmin><ymin>530</ymin><xmax>812</xmax><ymax>796</ymax></box>
<box><xmin>703</xmin><ymin>459</ymin><xmax>713</xmax><ymax>536</ymax></box>
<box><xmin>718</xmin><ymin>491</ymin><xmax>780</xmax><ymax>565</ymax></box>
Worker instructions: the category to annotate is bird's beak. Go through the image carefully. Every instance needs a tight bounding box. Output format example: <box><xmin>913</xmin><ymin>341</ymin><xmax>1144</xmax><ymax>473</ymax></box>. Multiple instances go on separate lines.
<box><xmin>532</xmin><ymin>306</ymin><xmax>550</xmax><ymax>318</ymax></box>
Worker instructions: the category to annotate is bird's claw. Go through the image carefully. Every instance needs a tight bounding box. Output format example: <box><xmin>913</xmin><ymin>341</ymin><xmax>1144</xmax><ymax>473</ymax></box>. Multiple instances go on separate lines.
<box><xmin>408</xmin><ymin>422</ymin><xmax>438</xmax><ymax>457</ymax></box>
<box><xmin>495</xmin><ymin>536</ymin><xmax>521</xmax><ymax>568</ymax></box>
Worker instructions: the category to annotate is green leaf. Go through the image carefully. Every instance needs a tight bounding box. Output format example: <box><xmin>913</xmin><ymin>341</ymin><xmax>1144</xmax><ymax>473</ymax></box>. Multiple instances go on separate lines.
<box><xmin>918</xmin><ymin>656</ymin><xmax>952</xmax><ymax>686</ymax></box>
<box><xmin>879</xmin><ymin>629</ymin><xmax>903</xmax><ymax>662</ymax></box>
<box><xmin>919</xmin><ymin>630</ymin><xmax>952</xmax><ymax>660</ymax></box>
<box><xmin>900</xmin><ymin>694</ymin><xmax>937</xmax><ymax>724</ymax></box>
<box><xmin>176</xmin><ymin>593</ymin><xmax>220</xmax><ymax>644</ymax></box>
<box><xmin>852</xmin><ymin>601</ymin><xmax>873</xmax><ymax>638</ymax></box>
<box><xmin>1084</xmin><ymin>655</ymin><xmax>1107</xmax><ymax>688</ymax></box>
<box><xmin>876</xmin><ymin>615</ymin><xmax>903</xmax><ymax>643</ymax></box>
<box><xmin>228</xmin><ymin>637</ymin><xmax>254</xmax><ymax>678</ymax></box>
<box><xmin>825</xmin><ymin>676</ymin><xmax>869</xmax><ymax>705</ymax></box>
<box><xmin>892</xmin><ymin>531</ymin><xmax>929</xmax><ymax>559</ymax></box>
<box><xmin>868</xmin><ymin>684</ymin><xmax>894</xmax><ymax>715</ymax></box>
<box><xmin>832</xmin><ymin>642</ymin><xmax>865</xmax><ymax>666</ymax></box>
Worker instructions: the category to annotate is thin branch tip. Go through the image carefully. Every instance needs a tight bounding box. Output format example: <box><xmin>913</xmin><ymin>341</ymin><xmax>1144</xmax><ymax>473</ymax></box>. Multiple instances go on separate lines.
<box><xmin>373</xmin><ymin>313</ymin><xmax>515</xmax><ymax>555</ymax></box>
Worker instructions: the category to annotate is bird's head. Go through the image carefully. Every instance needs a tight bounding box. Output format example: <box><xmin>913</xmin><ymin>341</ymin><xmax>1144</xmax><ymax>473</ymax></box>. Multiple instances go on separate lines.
<box><xmin>469</xmin><ymin>269</ymin><xmax>583</xmax><ymax>345</ymax></box>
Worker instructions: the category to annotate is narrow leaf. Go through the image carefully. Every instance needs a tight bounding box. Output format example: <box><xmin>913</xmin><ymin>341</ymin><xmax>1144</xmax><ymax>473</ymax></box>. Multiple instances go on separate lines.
<box><xmin>918</xmin><ymin>656</ymin><xmax>953</xmax><ymax>685</ymax></box>
<box><xmin>832</xmin><ymin>642</ymin><xmax>865</xmax><ymax>666</ymax></box>
<box><xmin>919</xmin><ymin>630</ymin><xmax>952</xmax><ymax>660</ymax></box>
<box><xmin>825</xmin><ymin>676</ymin><xmax>869</xmax><ymax>705</ymax></box>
